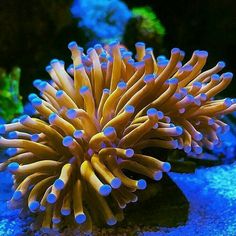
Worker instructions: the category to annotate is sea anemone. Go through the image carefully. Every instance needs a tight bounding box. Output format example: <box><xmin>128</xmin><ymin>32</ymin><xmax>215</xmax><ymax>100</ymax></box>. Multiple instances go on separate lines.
<box><xmin>0</xmin><ymin>41</ymin><xmax>235</xmax><ymax>233</ymax></box>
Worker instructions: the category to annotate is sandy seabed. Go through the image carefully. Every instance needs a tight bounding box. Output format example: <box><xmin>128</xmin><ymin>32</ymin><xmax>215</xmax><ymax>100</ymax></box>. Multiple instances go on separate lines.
<box><xmin>0</xmin><ymin>161</ymin><xmax>236</xmax><ymax>236</ymax></box>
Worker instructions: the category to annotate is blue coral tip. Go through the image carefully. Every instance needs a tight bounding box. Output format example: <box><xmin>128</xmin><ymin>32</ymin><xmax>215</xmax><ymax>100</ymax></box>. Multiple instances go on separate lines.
<box><xmin>80</xmin><ymin>86</ymin><xmax>89</xmax><ymax>94</ymax></box>
<box><xmin>28</xmin><ymin>93</ymin><xmax>38</xmax><ymax>101</ymax></box>
<box><xmin>128</xmin><ymin>59</ymin><xmax>134</xmax><ymax>65</ymax></box>
<box><xmin>125</xmin><ymin>105</ymin><xmax>135</xmax><ymax>113</ymax></box>
<box><xmin>40</xmin><ymin>205</ymin><xmax>46</xmax><ymax>212</ymax></box>
<box><xmin>29</xmin><ymin>201</ymin><xmax>40</xmax><ymax>212</ymax></box>
<box><xmin>168</xmin><ymin>78</ymin><xmax>178</xmax><ymax>84</ymax></box>
<box><xmin>31</xmin><ymin>134</ymin><xmax>39</xmax><ymax>142</ymax></box>
<box><xmin>162</xmin><ymin>162</ymin><xmax>171</xmax><ymax>172</ymax></box>
<box><xmin>47</xmin><ymin>193</ymin><xmax>57</xmax><ymax>204</ymax></box>
<box><xmin>125</xmin><ymin>148</ymin><xmax>134</xmax><ymax>158</ymax></box>
<box><xmin>107</xmin><ymin>218</ymin><xmax>117</xmax><ymax>226</ymax></box>
<box><xmin>172</xmin><ymin>140</ymin><xmax>178</xmax><ymax>149</ymax></box>
<box><xmin>193</xmin><ymin>81</ymin><xmax>202</xmax><ymax>87</ymax></box>
<box><xmin>99</xmin><ymin>184</ymin><xmax>112</xmax><ymax>196</ymax></box>
<box><xmin>12</xmin><ymin>191</ymin><xmax>22</xmax><ymax>200</ymax></box>
<box><xmin>103</xmin><ymin>126</ymin><xmax>115</xmax><ymax>136</ymax></box>
<box><xmin>144</xmin><ymin>74</ymin><xmax>155</xmax><ymax>83</ymax></box>
<box><xmin>174</xmin><ymin>93</ymin><xmax>181</xmax><ymax>100</ymax></box>
<box><xmin>111</xmin><ymin>178</ymin><xmax>121</xmax><ymax>189</ymax></box>
<box><xmin>74</xmin><ymin>130</ymin><xmax>83</xmax><ymax>139</ymax></box>
<box><xmin>103</xmin><ymin>88</ymin><xmax>110</xmax><ymax>94</ymax></box>
<box><xmin>61</xmin><ymin>208</ymin><xmax>71</xmax><ymax>216</ymax></box>
<box><xmin>52</xmin><ymin>218</ymin><xmax>61</xmax><ymax>224</ymax></box>
<box><xmin>68</xmin><ymin>41</ymin><xmax>77</xmax><ymax>49</ymax></box>
<box><xmin>224</xmin><ymin>98</ymin><xmax>232</xmax><ymax>107</ymax></box>
<box><xmin>33</xmin><ymin>79</ymin><xmax>42</xmax><ymax>87</ymax></box>
<box><xmin>218</xmin><ymin>61</ymin><xmax>225</xmax><ymax>68</ymax></box>
<box><xmin>197</xmin><ymin>50</ymin><xmax>208</xmax><ymax>57</ymax></box>
<box><xmin>122</xmin><ymin>52</ymin><xmax>132</xmax><ymax>58</ymax></box>
<box><xmin>157</xmin><ymin>55</ymin><xmax>166</xmax><ymax>61</ymax></box>
<box><xmin>134</xmin><ymin>61</ymin><xmax>145</xmax><ymax>68</ymax></box>
<box><xmin>8</xmin><ymin>162</ymin><xmax>19</xmax><ymax>172</ymax></box>
<box><xmin>187</xmin><ymin>94</ymin><xmax>194</xmax><ymax>102</ymax></box>
<box><xmin>31</xmin><ymin>98</ymin><xmax>42</xmax><ymax>106</ymax></box>
<box><xmin>200</xmin><ymin>93</ymin><xmax>207</xmax><ymax>101</ymax></box>
<box><xmin>208</xmin><ymin>118</ymin><xmax>215</xmax><ymax>125</ymax></box>
<box><xmin>157</xmin><ymin>60</ymin><xmax>169</xmax><ymax>66</ymax></box>
<box><xmin>6</xmin><ymin>148</ymin><xmax>17</xmax><ymax>156</ymax></box>
<box><xmin>143</xmin><ymin>54</ymin><xmax>152</xmax><ymax>60</ymax></box>
<box><xmin>67</xmin><ymin>109</ymin><xmax>77</xmax><ymax>119</ymax></box>
<box><xmin>117</xmin><ymin>81</ymin><xmax>127</xmax><ymax>89</ymax></box>
<box><xmin>8</xmin><ymin>131</ymin><xmax>18</xmax><ymax>139</ymax></box>
<box><xmin>157</xmin><ymin>111</ymin><xmax>164</xmax><ymax>119</ymax></box>
<box><xmin>54</xmin><ymin>179</ymin><xmax>65</xmax><ymax>190</ymax></box>
<box><xmin>94</xmin><ymin>44</ymin><xmax>102</xmax><ymax>49</ymax></box>
<box><xmin>184</xmin><ymin>145</ymin><xmax>191</xmax><ymax>153</ymax></box>
<box><xmin>50</xmin><ymin>59</ymin><xmax>59</xmax><ymax>65</ymax></box>
<box><xmin>180</xmin><ymin>50</ymin><xmax>185</xmax><ymax>57</ymax></box>
<box><xmin>195</xmin><ymin>146</ymin><xmax>203</xmax><ymax>154</ymax></box>
<box><xmin>147</xmin><ymin>108</ymin><xmax>157</xmax><ymax>116</ymax></box>
<box><xmin>154</xmin><ymin>171</ymin><xmax>163</xmax><ymax>181</ymax></box>
<box><xmin>171</xmin><ymin>48</ymin><xmax>180</xmax><ymax>54</ymax></box>
<box><xmin>194</xmin><ymin>132</ymin><xmax>203</xmax><ymax>141</ymax></box>
<box><xmin>45</xmin><ymin>65</ymin><xmax>52</xmax><ymax>72</ymax></box>
<box><xmin>137</xmin><ymin>179</ymin><xmax>147</xmax><ymax>190</ymax></box>
<box><xmin>135</xmin><ymin>42</ymin><xmax>145</xmax><ymax>47</ymax></box>
<box><xmin>211</xmin><ymin>74</ymin><xmax>220</xmax><ymax>80</ymax></box>
<box><xmin>56</xmin><ymin>90</ymin><xmax>64</xmax><ymax>98</ymax></box>
<box><xmin>87</xmin><ymin>47</ymin><xmax>93</xmax><ymax>54</ymax></box>
<box><xmin>19</xmin><ymin>115</ymin><xmax>30</xmax><ymax>124</ymax></box>
<box><xmin>109</xmin><ymin>40</ymin><xmax>119</xmax><ymax>47</ymax></box>
<box><xmin>48</xmin><ymin>113</ymin><xmax>57</xmax><ymax>124</ymax></box>
<box><xmin>75</xmin><ymin>64</ymin><xmax>84</xmax><ymax>70</ymax></box>
<box><xmin>146</xmin><ymin>47</ymin><xmax>153</xmax><ymax>52</ymax></box>
<box><xmin>75</xmin><ymin>213</ymin><xmax>86</xmax><ymax>224</ymax></box>
<box><xmin>176</xmin><ymin>126</ymin><xmax>183</xmax><ymax>135</ymax></box>
<box><xmin>66</xmin><ymin>65</ymin><xmax>74</xmax><ymax>73</ymax></box>
<box><xmin>39</xmin><ymin>81</ymin><xmax>47</xmax><ymax>91</ymax></box>
<box><xmin>63</xmin><ymin>136</ymin><xmax>73</xmax><ymax>147</ymax></box>
<box><xmin>182</xmin><ymin>65</ymin><xmax>193</xmax><ymax>71</ymax></box>
<box><xmin>0</xmin><ymin>125</ymin><xmax>6</xmax><ymax>134</ymax></box>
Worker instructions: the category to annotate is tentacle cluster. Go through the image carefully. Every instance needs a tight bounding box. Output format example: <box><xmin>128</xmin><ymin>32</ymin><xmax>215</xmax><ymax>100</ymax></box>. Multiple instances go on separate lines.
<box><xmin>0</xmin><ymin>41</ymin><xmax>235</xmax><ymax>233</ymax></box>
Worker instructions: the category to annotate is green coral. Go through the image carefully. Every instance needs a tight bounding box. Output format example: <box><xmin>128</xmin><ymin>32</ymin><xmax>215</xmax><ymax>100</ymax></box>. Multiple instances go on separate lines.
<box><xmin>132</xmin><ymin>6</ymin><xmax>165</xmax><ymax>36</ymax></box>
<box><xmin>0</xmin><ymin>67</ymin><xmax>23</xmax><ymax>121</ymax></box>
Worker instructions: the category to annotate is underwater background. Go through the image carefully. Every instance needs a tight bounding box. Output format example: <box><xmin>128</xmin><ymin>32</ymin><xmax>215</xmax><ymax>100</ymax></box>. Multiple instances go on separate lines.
<box><xmin>0</xmin><ymin>0</ymin><xmax>236</xmax><ymax>235</ymax></box>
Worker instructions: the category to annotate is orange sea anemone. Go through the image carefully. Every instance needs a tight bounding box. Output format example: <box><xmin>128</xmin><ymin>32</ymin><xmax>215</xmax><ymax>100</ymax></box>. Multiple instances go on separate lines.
<box><xmin>0</xmin><ymin>41</ymin><xmax>235</xmax><ymax>233</ymax></box>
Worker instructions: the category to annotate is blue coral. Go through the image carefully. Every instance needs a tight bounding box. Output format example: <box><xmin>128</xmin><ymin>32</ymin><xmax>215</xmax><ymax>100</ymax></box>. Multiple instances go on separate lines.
<box><xmin>71</xmin><ymin>0</ymin><xmax>131</xmax><ymax>43</ymax></box>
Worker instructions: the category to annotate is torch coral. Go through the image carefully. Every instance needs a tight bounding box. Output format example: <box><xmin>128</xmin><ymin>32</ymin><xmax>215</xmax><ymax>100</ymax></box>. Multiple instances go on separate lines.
<box><xmin>0</xmin><ymin>41</ymin><xmax>235</xmax><ymax>233</ymax></box>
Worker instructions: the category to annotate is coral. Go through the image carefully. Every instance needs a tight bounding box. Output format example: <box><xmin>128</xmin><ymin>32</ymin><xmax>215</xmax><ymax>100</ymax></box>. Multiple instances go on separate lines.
<box><xmin>0</xmin><ymin>67</ymin><xmax>23</xmax><ymax>121</ymax></box>
<box><xmin>132</xmin><ymin>7</ymin><xmax>165</xmax><ymax>37</ymax></box>
<box><xmin>123</xmin><ymin>6</ymin><xmax>165</xmax><ymax>55</ymax></box>
<box><xmin>71</xmin><ymin>0</ymin><xmax>131</xmax><ymax>44</ymax></box>
<box><xmin>0</xmin><ymin>41</ymin><xmax>235</xmax><ymax>233</ymax></box>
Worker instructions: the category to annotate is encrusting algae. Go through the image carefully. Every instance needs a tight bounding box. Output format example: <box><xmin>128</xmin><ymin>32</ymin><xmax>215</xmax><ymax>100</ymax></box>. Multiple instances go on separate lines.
<box><xmin>0</xmin><ymin>41</ymin><xmax>235</xmax><ymax>233</ymax></box>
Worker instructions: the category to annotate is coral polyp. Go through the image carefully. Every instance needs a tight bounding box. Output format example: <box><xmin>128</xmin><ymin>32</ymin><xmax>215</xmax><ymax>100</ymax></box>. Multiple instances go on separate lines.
<box><xmin>0</xmin><ymin>41</ymin><xmax>235</xmax><ymax>233</ymax></box>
